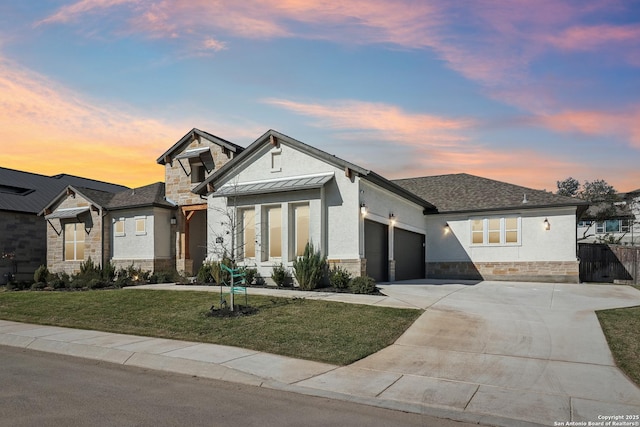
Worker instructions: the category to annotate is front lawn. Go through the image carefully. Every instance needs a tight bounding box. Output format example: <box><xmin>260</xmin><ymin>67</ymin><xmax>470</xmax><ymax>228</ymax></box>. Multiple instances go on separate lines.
<box><xmin>0</xmin><ymin>289</ymin><xmax>421</xmax><ymax>365</ymax></box>
<box><xmin>597</xmin><ymin>289</ymin><xmax>640</xmax><ymax>386</ymax></box>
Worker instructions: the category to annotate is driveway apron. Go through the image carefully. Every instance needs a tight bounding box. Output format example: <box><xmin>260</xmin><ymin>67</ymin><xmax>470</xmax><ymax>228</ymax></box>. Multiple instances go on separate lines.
<box><xmin>296</xmin><ymin>281</ymin><xmax>640</xmax><ymax>425</ymax></box>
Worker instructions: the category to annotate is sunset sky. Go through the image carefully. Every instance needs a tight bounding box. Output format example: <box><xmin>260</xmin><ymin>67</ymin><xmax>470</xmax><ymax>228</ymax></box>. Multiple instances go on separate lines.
<box><xmin>0</xmin><ymin>1</ymin><xmax>638</xmax><ymax>192</ymax></box>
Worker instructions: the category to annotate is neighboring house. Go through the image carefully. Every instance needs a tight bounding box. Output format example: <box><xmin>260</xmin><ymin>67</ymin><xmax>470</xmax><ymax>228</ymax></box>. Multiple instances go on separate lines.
<box><xmin>193</xmin><ymin>130</ymin><xmax>587</xmax><ymax>283</ymax></box>
<box><xmin>41</xmin><ymin>182</ymin><xmax>176</xmax><ymax>275</ymax></box>
<box><xmin>0</xmin><ymin>167</ymin><xmax>128</xmax><ymax>283</ymax></box>
<box><xmin>394</xmin><ymin>174</ymin><xmax>589</xmax><ymax>282</ymax></box>
<box><xmin>577</xmin><ymin>189</ymin><xmax>640</xmax><ymax>245</ymax></box>
<box><xmin>156</xmin><ymin>128</ymin><xmax>244</xmax><ymax>274</ymax></box>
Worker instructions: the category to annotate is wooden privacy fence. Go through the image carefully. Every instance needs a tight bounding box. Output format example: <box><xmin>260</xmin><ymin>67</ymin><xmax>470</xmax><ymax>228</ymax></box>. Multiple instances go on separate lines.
<box><xmin>578</xmin><ymin>243</ymin><xmax>639</xmax><ymax>284</ymax></box>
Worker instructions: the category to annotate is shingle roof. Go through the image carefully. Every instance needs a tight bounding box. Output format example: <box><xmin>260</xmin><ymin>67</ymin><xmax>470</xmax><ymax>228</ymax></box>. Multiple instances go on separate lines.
<box><xmin>393</xmin><ymin>173</ymin><xmax>587</xmax><ymax>213</ymax></box>
<box><xmin>44</xmin><ymin>182</ymin><xmax>175</xmax><ymax>214</ymax></box>
<box><xmin>106</xmin><ymin>182</ymin><xmax>174</xmax><ymax>210</ymax></box>
<box><xmin>0</xmin><ymin>167</ymin><xmax>128</xmax><ymax>214</ymax></box>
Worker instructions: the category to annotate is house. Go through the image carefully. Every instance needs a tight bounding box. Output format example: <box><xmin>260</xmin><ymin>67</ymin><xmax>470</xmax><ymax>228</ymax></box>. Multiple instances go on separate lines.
<box><xmin>394</xmin><ymin>174</ymin><xmax>589</xmax><ymax>282</ymax></box>
<box><xmin>577</xmin><ymin>190</ymin><xmax>639</xmax><ymax>245</ymax></box>
<box><xmin>156</xmin><ymin>128</ymin><xmax>244</xmax><ymax>274</ymax></box>
<box><xmin>193</xmin><ymin>130</ymin><xmax>588</xmax><ymax>283</ymax></box>
<box><xmin>0</xmin><ymin>167</ymin><xmax>128</xmax><ymax>283</ymax></box>
<box><xmin>41</xmin><ymin>182</ymin><xmax>176</xmax><ymax>275</ymax></box>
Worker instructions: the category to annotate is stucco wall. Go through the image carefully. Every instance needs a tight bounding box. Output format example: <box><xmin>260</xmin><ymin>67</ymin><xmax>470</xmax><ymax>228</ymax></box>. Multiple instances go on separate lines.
<box><xmin>206</xmin><ymin>142</ymin><xmax>364</xmax><ymax>279</ymax></box>
<box><xmin>424</xmin><ymin>206</ymin><xmax>579</xmax><ymax>283</ymax></box>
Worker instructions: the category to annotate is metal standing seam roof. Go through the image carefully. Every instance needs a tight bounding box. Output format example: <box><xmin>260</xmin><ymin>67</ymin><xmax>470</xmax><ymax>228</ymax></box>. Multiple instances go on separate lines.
<box><xmin>44</xmin><ymin>207</ymin><xmax>90</xmax><ymax>220</ymax></box>
<box><xmin>213</xmin><ymin>174</ymin><xmax>334</xmax><ymax>197</ymax></box>
<box><xmin>174</xmin><ymin>147</ymin><xmax>215</xmax><ymax>171</ymax></box>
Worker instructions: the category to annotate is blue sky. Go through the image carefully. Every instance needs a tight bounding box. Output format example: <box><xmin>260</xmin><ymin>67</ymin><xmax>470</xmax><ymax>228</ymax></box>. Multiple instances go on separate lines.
<box><xmin>0</xmin><ymin>0</ymin><xmax>638</xmax><ymax>192</ymax></box>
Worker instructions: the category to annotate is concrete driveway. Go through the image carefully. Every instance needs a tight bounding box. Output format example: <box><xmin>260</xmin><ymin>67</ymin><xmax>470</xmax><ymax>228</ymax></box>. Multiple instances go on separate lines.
<box><xmin>296</xmin><ymin>281</ymin><xmax>640</xmax><ymax>426</ymax></box>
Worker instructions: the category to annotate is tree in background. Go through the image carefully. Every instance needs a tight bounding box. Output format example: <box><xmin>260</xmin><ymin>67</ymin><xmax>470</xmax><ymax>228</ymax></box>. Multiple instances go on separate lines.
<box><xmin>556</xmin><ymin>177</ymin><xmax>580</xmax><ymax>197</ymax></box>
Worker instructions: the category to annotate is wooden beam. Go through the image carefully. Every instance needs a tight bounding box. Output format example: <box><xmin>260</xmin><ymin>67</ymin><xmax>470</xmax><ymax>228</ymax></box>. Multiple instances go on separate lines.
<box><xmin>207</xmin><ymin>183</ymin><xmax>215</xmax><ymax>193</ymax></box>
<box><xmin>269</xmin><ymin>134</ymin><xmax>278</xmax><ymax>147</ymax></box>
<box><xmin>345</xmin><ymin>167</ymin><xmax>351</xmax><ymax>178</ymax></box>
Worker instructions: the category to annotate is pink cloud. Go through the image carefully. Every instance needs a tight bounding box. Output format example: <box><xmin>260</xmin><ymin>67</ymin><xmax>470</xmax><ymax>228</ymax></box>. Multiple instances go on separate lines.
<box><xmin>263</xmin><ymin>98</ymin><xmax>472</xmax><ymax>146</ymax></box>
<box><xmin>539</xmin><ymin>109</ymin><xmax>640</xmax><ymax>149</ymax></box>
<box><xmin>544</xmin><ymin>24</ymin><xmax>640</xmax><ymax>51</ymax></box>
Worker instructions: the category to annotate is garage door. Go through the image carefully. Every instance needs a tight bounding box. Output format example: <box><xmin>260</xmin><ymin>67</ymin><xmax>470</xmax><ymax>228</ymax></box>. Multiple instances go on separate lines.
<box><xmin>393</xmin><ymin>228</ymin><xmax>425</xmax><ymax>281</ymax></box>
<box><xmin>364</xmin><ymin>219</ymin><xmax>388</xmax><ymax>282</ymax></box>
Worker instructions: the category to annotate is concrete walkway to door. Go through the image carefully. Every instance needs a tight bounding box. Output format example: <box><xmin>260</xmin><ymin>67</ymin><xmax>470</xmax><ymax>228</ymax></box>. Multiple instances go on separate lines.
<box><xmin>295</xmin><ymin>280</ymin><xmax>640</xmax><ymax>425</ymax></box>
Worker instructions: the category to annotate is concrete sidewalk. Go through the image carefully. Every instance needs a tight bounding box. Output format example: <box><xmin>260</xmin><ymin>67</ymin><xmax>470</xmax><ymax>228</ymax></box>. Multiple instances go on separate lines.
<box><xmin>2</xmin><ymin>281</ymin><xmax>639</xmax><ymax>427</ymax></box>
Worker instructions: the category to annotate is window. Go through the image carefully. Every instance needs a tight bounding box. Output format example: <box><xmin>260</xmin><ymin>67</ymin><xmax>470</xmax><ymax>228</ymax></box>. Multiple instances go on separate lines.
<box><xmin>578</xmin><ymin>220</ymin><xmax>593</xmax><ymax>227</ymax></box>
<box><xmin>293</xmin><ymin>204</ymin><xmax>310</xmax><ymax>257</ymax></box>
<box><xmin>135</xmin><ymin>217</ymin><xmax>146</xmax><ymax>235</ymax></box>
<box><xmin>240</xmin><ymin>208</ymin><xmax>255</xmax><ymax>259</ymax></box>
<box><xmin>191</xmin><ymin>163</ymin><xmax>205</xmax><ymax>183</ymax></box>
<box><xmin>471</xmin><ymin>219</ymin><xmax>484</xmax><ymax>244</ymax></box>
<box><xmin>267</xmin><ymin>206</ymin><xmax>282</xmax><ymax>258</ymax></box>
<box><xmin>470</xmin><ymin>217</ymin><xmax>520</xmax><ymax>246</ymax></box>
<box><xmin>64</xmin><ymin>223</ymin><xmax>85</xmax><ymax>261</ymax></box>
<box><xmin>114</xmin><ymin>219</ymin><xmax>125</xmax><ymax>236</ymax></box>
<box><xmin>597</xmin><ymin>219</ymin><xmax>632</xmax><ymax>234</ymax></box>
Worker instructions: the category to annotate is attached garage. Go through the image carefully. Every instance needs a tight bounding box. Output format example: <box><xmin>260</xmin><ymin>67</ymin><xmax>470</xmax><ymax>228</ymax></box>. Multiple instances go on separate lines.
<box><xmin>393</xmin><ymin>227</ymin><xmax>425</xmax><ymax>281</ymax></box>
<box><xmin>364</xmin><ymin>219</ymin><xmax>388</xmax><ymax>282</ymax></box>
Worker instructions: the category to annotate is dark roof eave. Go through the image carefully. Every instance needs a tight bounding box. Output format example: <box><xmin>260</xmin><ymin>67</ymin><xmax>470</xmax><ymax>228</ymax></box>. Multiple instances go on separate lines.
<box><xmin>107</xmin><ymin>203</ymin><xmax>178</xmax><ymax>212</ymax></box>
<box><xmin>435</xmin><ymin>202</ymin><xmax>587</xmax><ymax>215</ymax></box>
<box><xmin>156</xmin><ymin>128</ymin><xmax>243</xmax><ymax>165</ymax></box>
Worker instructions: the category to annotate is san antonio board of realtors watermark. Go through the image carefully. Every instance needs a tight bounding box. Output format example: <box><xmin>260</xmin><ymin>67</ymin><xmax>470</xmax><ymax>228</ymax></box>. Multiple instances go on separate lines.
<box><xmin>553</xmin><ymin>414</ymin><xmax>639</xmax><ymax>426</ymax></box>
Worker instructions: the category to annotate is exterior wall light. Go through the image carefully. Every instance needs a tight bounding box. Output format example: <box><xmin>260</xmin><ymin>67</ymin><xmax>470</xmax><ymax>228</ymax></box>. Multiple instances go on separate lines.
<box><xmin>543</xmin><ymin>218</ymin><xmax>550</xmax><ymax>230</ymax></box>
<box><xmin>444</xmin><ymin>222</ymin><xmax>451</xmax><ymax>233</ymax></box>
<box><xmin>170</xmin><ymin>216</ymin><xmax>177</xmax><ymax>225</ymax></box>
<box><xmin>389</xmin><ymin>212</ymin><xmax>396</xmax><ymax>224</ymax></box>
<box><xmin>360</xmin><ymin>203</ymin><xmax>367</xmax><ymax>216</ymax></box>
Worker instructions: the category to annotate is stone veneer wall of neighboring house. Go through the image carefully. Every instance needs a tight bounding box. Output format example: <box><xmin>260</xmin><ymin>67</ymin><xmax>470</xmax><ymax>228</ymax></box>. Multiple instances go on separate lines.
<box><xmin>0</xmin><ymin>211</ymin><xmax>46</xmax><ymax>283</ymax></box>
<box><xmin>426</xmin><ymin>261</ymin><xmax>580</xmax><ymax>283</ymax></box>
<box><xmin>46</xmin><ymin>194</ymin><xmax>104</xmax><ymax>275</ymax></box>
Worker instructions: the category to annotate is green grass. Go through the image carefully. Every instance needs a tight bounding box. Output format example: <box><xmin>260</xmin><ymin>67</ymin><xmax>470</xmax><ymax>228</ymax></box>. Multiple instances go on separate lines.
<box><xmin>597</xmin><ymin>294</ymin><xmax>640</xmax><ymax>386</ymax></box>
<box><xmin>0</xmin><ymin>289</ymin><xmax>421</xmax><ymax>365</ymax></box>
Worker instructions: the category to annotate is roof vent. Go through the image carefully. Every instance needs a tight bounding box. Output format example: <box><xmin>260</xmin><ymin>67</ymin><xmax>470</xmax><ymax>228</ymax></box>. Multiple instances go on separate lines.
<box><xmin>522</xmin><ymin>194</ymin><xmax>528</xmax><ymax>204</ymax></box>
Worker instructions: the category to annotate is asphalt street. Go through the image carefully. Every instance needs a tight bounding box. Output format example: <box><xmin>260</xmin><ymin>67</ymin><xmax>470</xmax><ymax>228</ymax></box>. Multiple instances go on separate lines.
<box><xmin>0</xmin><ymin>345</ymin><xmax>480</xmax><ymax>427</ymax></box>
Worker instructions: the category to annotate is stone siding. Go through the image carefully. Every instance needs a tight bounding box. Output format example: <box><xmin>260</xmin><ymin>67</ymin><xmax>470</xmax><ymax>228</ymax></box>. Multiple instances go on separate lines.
<box><xmin>164</xmin><ymin>137</ymin><xmax>236</xmax><ymax>207</ymax></box>
<box><xmin>47</xmin><ymin>193</ymin><xmax>104</xmax><ymax>275</ymax></box>
<box><xmin>0</xmin><ymin>211</ymin><xmax>46</xmax><ymax>283</ymax></box>
<box><xmin>426</xmin><ymin>261</ymin><xmax>580</xmax><ymax>283</ymax></box>
<box><xmin>328</xmin><ymin>258</ymin><xmax>366</xmax><ymax>278</ymax></box>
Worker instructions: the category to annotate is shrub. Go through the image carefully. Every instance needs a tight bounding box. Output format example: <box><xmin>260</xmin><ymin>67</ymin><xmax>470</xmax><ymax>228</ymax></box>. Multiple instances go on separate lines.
<box><xmin>349</xmin><ymin>275</ymin><xmax>377</xmax><ymax>294</ymax></box>
<box><xmin>271</xmin><ymin>263</ymin><xmax>289</xmax><ymax>287</ymax></box>
<box><xmin>293</xmin><ymin>242</ymin><xmax>326</xmax><ymax>290</ymax></box>
<box><xmin>50</xmin><ymin>272</ymin><xmax>69</xmax><ymax>289</ymax></box>
<box><xmin>87</xmin><ymin>278</ymin><xmax>108</xmax><ymax>289</ymax></box>
<box><xmin>34</xmin><ymin>265</ymin><xmax>49</xmax><ymax>283</ymax></box>
<box><xmin>102</xmin><ymin>260</ymin><xmax>116</xmax><ymax>282</ymax></box>
<box><xmin>197</xmin><ymin>262</ymin><xmax>214</xmax><ymax>283</ymax></box>
<box><xmin>242</xmin><ymin>267</ymin><xmax>258</xmax><ymax>285</ymax></box>
<box><xmin>149</xmin><ymin>270</ymin><xmax>179</xmax><ymax>284</ymax></box>
<box><xmin>329</xmin><ymin>265</ymin><xmax>352</xmax><ymax>289</ymax></box>
<box><xmin>31</xmin><ymin>281</ymin><xmax>46</xmax><ymax>290</ymax></box>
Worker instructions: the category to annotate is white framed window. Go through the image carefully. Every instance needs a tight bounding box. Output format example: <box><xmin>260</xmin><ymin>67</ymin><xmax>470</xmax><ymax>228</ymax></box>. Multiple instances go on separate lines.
<box><xmin>470</xmin><ymin>216</ymin><xmax>521</xmax><ymax>246</ymax></box>
<box><xmin>292</xmin><ymin>203</ymin><xmax>310</xmax><ymax>258</ymax></box>
<box><xmin>597</xmin><ymin>219</ymin><xmax>632</xmax><ymax>234</ymax></box>
<box><xmin>239</xmin><ymin>208</ymin><xmax>256</xmax><ymax>260</ymax></box>
<box><xmin>114</xmin><ymin>219</ymin><xmax>125</xmax><ymax>237</ymax></box>
<box><xmin>266</xmin><ymin>206</ymin><xmax>282</xmax><ymax>258</ymax></box>
<box><xmin>64</xmin><ymin>223</ymin><xmax>85</xmax><ymax>261</ymax></box>
<box><xmin>135</xmin><ymin>216</ymin><xmax>146</xmax><ymax>235</ymax></box>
